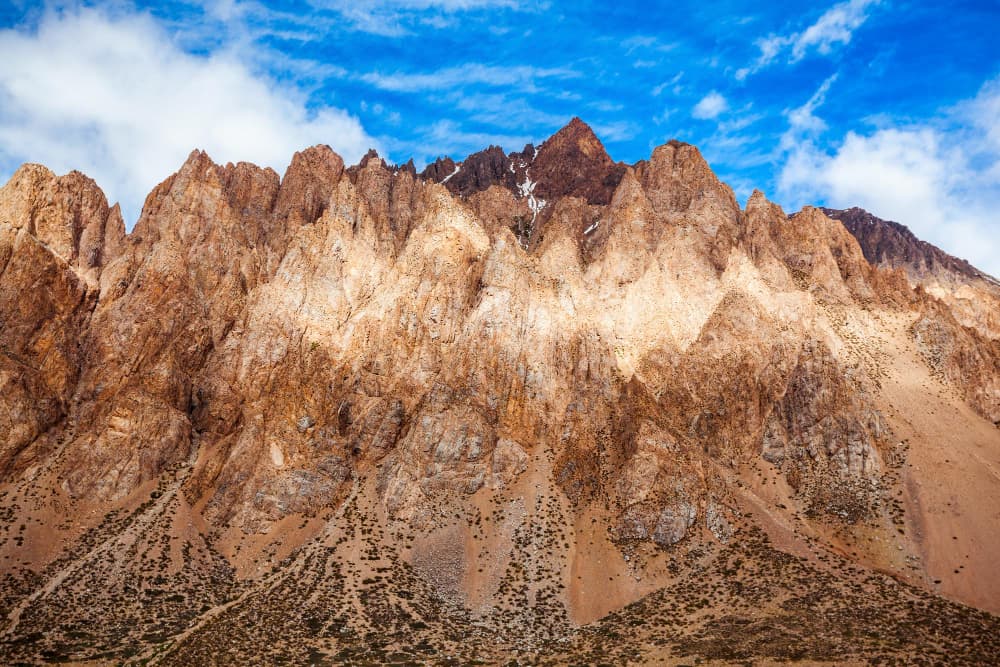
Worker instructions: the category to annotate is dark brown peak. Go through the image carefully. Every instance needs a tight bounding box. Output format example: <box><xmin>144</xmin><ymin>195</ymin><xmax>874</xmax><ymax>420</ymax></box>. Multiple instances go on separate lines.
<box><xmin>821</xmin><ymin>206</ymin><xmax>993</xmax><ymax>283</ymax></box>
<box><xmin>528</xmin><ymin>118</ymin><xmax>624</xmax><ymax>206</ymax></box>
<box><xmin>436</xmin><ymin>145</ymin><xmax>516</xmax><ymax>198</ymax></box>
<box><xmin>548</xmin><ymin>117</ymin><xmax>598</xmax><ymax>141</ymax></box>
<box><xmin>420</xmin><ymin>156</ymin><xmax>458</xmax><ymax>182</ymax></box>
<box><xmin>539</xmin><ymin>117</ymin><xmax>612</xmax><ymax>164</ymax></box>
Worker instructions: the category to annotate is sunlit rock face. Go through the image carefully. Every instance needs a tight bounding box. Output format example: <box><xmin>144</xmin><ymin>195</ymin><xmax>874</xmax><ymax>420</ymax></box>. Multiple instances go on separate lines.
<box><xmin>2</xmin><ymin>119</ymin><xmax>1000</xmax><ymax>665</ymax></box>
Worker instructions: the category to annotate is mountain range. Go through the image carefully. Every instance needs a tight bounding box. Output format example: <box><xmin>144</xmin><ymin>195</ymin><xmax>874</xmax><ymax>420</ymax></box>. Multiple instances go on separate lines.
<box><xmin>1</xmin><ymin>118</ymin><xmax>999</xmax><ymax>665</ymax></box>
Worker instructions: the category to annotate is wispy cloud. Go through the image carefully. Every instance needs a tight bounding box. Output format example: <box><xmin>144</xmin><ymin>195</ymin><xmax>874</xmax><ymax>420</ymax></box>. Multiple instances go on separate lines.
<box><xmin>452</xmin><ymin>92</ymin><xmax>568</xmax><ymax>129</ymax></box>
<box><xmin>360</xmin><ymin>64</ymin><xmax>579</xmax><ymax>92</ymax></box>
<box><xmin>736</xmin><ymin>0</ymin><xmax>880</xmax><ymax>80</ymax></box>
<box><xmin>652</xmin><ymin>72</ymin><xmax>683</xmax><ymax>97</ymax></box>
<box><xmin>780</xmin><ymin>73</ymin><xmax>839</xmax><ymax>148</ymax></box>
<box><xmin>622</xmin><ymin>34</ymin><xmax>677</xmax><ymax>55</ymax></box>
<box><xmin>591</xmin><ymin>120</ymin><xmax>639</xmax><ymax>143</ymax></box>
<box><xmin>0</xmin><ymin>6</ymin><xmax>375</xmax><ymax>223</ymax></box>
<box><xmin>307</xmin><ymin>0</ymin><xmax>534</xmax><ymax>36</ymax></box>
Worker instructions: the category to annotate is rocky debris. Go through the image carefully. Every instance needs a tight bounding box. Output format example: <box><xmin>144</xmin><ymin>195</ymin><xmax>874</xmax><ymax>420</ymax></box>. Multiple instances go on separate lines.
<box><xmin>910</xmin><ymin>299</ymin><xmax>1000</xmax><ymax>423</ymax></box>
<box><xmin>652</xmin><ymin>502</ymin><xmax>697</xmax><ymax>546</ymax></box>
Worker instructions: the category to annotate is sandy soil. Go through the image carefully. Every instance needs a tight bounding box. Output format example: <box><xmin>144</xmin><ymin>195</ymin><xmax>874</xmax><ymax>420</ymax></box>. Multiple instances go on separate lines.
<box><xmin>879</xmin><ymin>314</ymin><xmax>1000</xmax><ymax>613</ymax></box>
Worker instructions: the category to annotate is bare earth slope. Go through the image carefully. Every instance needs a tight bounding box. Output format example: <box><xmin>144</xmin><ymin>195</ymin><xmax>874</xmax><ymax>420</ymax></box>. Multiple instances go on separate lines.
<box><xmin>1</xmin><ymin>120</ymin><xmax>998</xmax><ymax>665</ymax></box>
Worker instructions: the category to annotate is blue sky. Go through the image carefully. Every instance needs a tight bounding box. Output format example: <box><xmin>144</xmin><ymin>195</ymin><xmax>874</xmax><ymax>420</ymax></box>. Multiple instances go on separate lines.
<box><xmin>1</xmin><ymin>0</ymin><xmax>999</xmax><ymax>274</ymax></box>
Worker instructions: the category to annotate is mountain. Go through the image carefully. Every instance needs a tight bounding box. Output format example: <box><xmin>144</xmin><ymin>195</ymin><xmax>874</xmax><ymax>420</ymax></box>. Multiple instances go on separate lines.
<box><xmin>1</xmin><ymin>120</ymin><xmax>999</xmax><ymax>665</ymax></box>
<box><xmin>822</xmin><ymin>205</ymin><xmax>1000</xmax><ymax>341</ymax></box>
<box><xmin>821</xmin><ymin>206</ymin><xmax>995</xmax><ymax>285</ymax></box>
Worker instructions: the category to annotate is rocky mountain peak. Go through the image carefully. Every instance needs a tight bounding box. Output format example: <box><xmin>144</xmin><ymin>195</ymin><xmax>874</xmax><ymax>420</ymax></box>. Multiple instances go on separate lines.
<box><xmin>541</xmin><ymin>116</ymin><xmax>607</xmax><ymax>160</ymax></box>
<box><xmin>0</xmin><ymin>162</ymin><xmax>126</xmax><ymax>284</ymax></box>
<box><xmin>527</xmin><ymin>117</ymin><xmax>626</xmax><ymax>206</ymax></box>
<box><xmin>276</xmin><ymin>144</ymin><xmax>344</xmax><ymax>224</ymax></box>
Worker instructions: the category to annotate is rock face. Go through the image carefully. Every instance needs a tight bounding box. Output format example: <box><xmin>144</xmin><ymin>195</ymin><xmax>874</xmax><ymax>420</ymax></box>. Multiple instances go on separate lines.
<box><xmin>2</xmin><ymin>120</ymin><xmax>1000</xmax><ymax>664</ymax></box>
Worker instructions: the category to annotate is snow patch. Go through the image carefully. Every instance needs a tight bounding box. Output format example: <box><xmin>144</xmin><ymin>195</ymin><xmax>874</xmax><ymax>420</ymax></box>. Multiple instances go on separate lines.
<box><xmin>513</xmin><ymin>159</ymin><xmax>548</xmax><ymax>248</ymax></box>
<box><xmin>584</xmin><ymin>220</ymin><xmax>600</xmax><ymax>235</ymax></box>
<box><xmin>518</xmin><ymin>175</ymin><xmax>535</xmax><ymax>199</ymax></box>
<box><xmin>518</xmin><ymin>173</ymin><xmax>546</xmax><ymax>224</ymax></box>
<box><xmin>441</xmin><ymin>164</ymin><xmax>461</xmax><ymax>184</ymax></box>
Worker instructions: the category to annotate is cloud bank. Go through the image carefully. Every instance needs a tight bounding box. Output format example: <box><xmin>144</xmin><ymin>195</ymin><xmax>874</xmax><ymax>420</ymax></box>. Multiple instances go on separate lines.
<box><xmin>0</xmin><ymin>6</ymin><xmax>376</xmax><ymax>223</ymax></box>
<box><xmin>779</xmin><ymin>76</ymin><xmax>1000</xmax><ymax>278</ymax></box>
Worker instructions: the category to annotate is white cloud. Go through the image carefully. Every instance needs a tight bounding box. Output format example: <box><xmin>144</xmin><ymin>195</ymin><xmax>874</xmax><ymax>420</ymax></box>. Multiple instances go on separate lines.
<box><xmin>692</xmin><ymin>91</ymin><xmax>728</xmax><ymax>119</ymax></box>
<box><xmin>736</xmin><ymin>0</ymin><xmax>880</xmax><ymax>80</ymax></box>
<box><xmin>778</xmin><ymin>76</ymin><xmax>1000</xmax><ymax>278</ymax></box>
<box><xmin>792</xmin><ymin>0</ymin><xmax>878</xmax><ymax>59</ymax></box>
<box><xmin>591</xmin><ymin>121</ymin><xmax>638</xmax><ymax>143</ymax></box>
<box><xmin>0</xmin><ymin>7</ymin><xmax>376</xmax><ymax>223</ymax></box>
